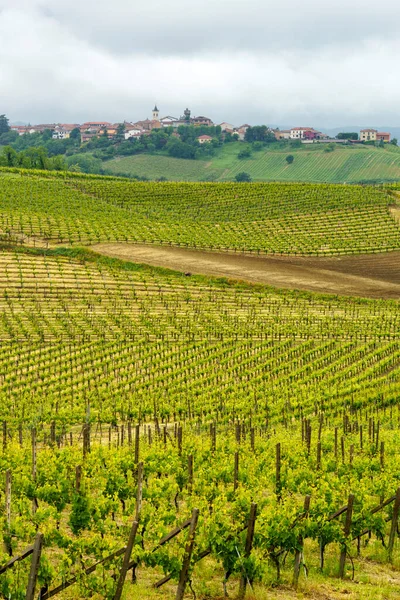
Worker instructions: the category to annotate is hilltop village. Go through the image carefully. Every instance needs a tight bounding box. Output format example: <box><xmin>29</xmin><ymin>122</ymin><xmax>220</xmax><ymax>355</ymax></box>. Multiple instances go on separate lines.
<box><xmin>10</xmin><ymin>106</ymin><xmax>391</xmax><ymax>145</ymax></box>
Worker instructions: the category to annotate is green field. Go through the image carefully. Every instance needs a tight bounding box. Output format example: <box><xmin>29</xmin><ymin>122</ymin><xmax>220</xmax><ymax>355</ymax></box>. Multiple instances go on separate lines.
<box><xmin>1</xmin><ymin>171</ymin><xmax>400</xmax><ymax>599</ymax></box>
<box><xmin>104</xmin><ymin>143</ymin><xmax>400</xmax><ymax>183</ymax></box>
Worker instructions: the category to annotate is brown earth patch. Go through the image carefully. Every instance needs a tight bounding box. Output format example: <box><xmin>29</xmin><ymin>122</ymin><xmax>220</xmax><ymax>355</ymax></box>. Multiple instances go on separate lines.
<box><xmin>91</xmin><ymin>244</ymin><xmax>400</xmax><ymax>300</ymax></box>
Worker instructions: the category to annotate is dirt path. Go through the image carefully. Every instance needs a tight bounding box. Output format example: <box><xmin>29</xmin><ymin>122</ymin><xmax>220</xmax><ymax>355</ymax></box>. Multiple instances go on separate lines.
<box><xmin>92</xmin><ymin>243</ymin><xmax>400</xmax><ymax>299</ymax></box>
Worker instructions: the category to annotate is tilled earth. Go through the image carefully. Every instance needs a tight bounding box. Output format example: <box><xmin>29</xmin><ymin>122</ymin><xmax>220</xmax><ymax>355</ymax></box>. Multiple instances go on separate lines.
<box><xmin>92</xmin><ymin>243</ymin><xmax>400</xmax><ymax>300</ymax></box>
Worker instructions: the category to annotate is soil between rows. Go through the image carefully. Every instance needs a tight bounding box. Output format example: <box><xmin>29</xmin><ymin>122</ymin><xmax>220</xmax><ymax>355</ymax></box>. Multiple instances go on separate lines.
<box><xmin>92</xmin><ymin>244</ymin><xmax>400</xmax><ymax>300</ymax></box>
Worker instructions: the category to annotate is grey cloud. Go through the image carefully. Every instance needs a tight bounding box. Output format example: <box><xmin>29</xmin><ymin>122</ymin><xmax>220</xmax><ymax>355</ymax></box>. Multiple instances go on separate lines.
<box><xmin>1</xmin><ymin>0</ymin><xmax>400</xmax><ymax>127</ymax></box>
<box><xmin>7</xmin><ymin>0</ymin><xmax>400</xmax><ymax>56</ymax></box>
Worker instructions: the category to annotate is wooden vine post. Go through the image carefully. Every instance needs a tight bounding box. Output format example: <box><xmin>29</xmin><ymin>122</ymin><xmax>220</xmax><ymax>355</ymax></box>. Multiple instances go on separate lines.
<box><xmin>135</xmin><ymin>462</ymin><xmax>144</xmax><ymax>521</ymax></box>
<box><xmin>388</xmin><ymin>487</ymin><xmax>400</xmax><ymax>561</ymax></box>
<box><xmin>134</xmin><ymin>425</ymin><xmax>140</xmax><ymax>464</ymax></box>
<box><xmin>113</xmin><ymin>520</ymin><xmax>139</xmax><ymax>600</ymax></box>
<box><xmin>339</xmin><ymin>494</ymin><xmax>354</xmax><ymax>578</ymax></box>
<box><xmin>175</xmin><ymin>508</ymin><xmax>199</xmax><ymax>600</ymax></box>
<box><xmin>26</xmin><ymin>532</ymin><xmax>44</xmax><ymax>600</ymax></box>
<box><xmin>5</xmin><ymin>470</ymin><xmax>11</xmax><ymax>528</ymax></box>
<box><xmin>238</xmin><ymin>503</ymin><xmax>257</xmax><ymax>600</ymax></box>
<box><xmin>234</xmin><ymin>451</ymin><xmax>239</xmax><ymax>491</ymax></box>
<box><xmin>31</xmin><ymin>428</ymin><xmax>37</xmax><ymax>515</ymax></box>
<box><xmin>293</xmin><ymin>495</ymin><xmax>311</xmax><ymax>587</ymax></box>
<box><xmin>187</xmin><ymin>455</ymin><xmax>193</xmax><ymax>494</ymax></box>
<box><xmin>276</xmin><ymin>443</ymin><xmax>281</xmax><ymax>501</ymax></box>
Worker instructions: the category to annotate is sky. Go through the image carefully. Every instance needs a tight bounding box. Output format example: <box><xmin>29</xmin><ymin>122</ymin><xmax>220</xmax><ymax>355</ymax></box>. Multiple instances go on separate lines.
<box><xmin>0</xmin><ymin>0</ymin><xmax>399</xmax><ymax>128</ymax></box>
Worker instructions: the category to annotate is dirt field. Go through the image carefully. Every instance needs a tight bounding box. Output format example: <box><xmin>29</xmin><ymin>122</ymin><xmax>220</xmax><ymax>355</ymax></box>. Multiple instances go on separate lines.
<box><xmin>92</xmin><ymin>244</ymin><xmax>400</xmax><ymax>300</ymax></box>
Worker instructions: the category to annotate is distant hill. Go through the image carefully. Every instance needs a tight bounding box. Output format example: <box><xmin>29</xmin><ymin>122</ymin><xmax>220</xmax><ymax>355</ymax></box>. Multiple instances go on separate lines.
<box><xmin>104</xmin><ymin>143</ymin><xmax>400</xmax><ymax>183</ymax></box>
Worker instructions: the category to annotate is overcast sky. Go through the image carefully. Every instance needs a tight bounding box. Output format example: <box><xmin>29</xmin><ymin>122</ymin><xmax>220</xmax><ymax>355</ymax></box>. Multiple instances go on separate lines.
<box><xmin>0</xmin><ymin>0</ymin><xmax>399</xmax><ymax>128</ymax></box>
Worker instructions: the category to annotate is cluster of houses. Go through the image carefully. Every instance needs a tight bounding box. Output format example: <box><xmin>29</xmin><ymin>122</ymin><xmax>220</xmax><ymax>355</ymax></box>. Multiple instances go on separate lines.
<box><xmin>9</xmin><ymin>106</ymin><xmax>249</xmax><ymax>145</ymax></box>
<box><xmin>10</xmin><ymin>110</ymin><xmax>391</xmax><ymax>145</ymax></box>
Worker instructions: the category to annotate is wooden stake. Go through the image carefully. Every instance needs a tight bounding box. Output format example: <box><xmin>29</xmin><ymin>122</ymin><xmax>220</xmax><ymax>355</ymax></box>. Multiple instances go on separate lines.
<box><xmin>113</xmin><ymin>520</ymin><xmax>139</xmax><ymax>600</ymax></box>
<box><xmin>5</xmin><ymin>470</ymin><xmax>11</xmax><ymax>527</ymax></box>
<box><xmin>276</xmin><ymin>443</ymin><xmax>281</xmax><ymax>500</ymax></box>
<box><xmin>187</xmin><ymin>455</ymin><xmax>193</xmax><ymax>494</ymax></box>
<box><xmin>234</xmin><ymin>451</ymin><xmax>239</xmax><ymax>491</ymax></box>
<box><xmin>26</xmin><ymin>532</ymin><xmax>44</xmax><ymax>600</ymax></box>
<box><xmin>238</xmin><ymin>503</ymin><xmax>258</xmax><ymax>599</ymax></box>
<box><xmin>339</xmin><ymin>494</ymin><xmax>354</xmax><ymax>578</ymax></box>
<box><xmin>75</xmin><ymin>465</ymin><xmax>82</xmax><ymax>493</ymax></box>
<box><xmin>388</xmin><ymin>487</ymin><xmax>400</xmax><ymax>560</ymax></box>
<box><xmin>175</xmin><ymin>508</ymin><xmax>199</xmax><ymax>600</ymax></box>
<box><xmin>135</xmin><ymin>462</ymin><xmax>143</xmax><ymax>521</ymax></box>
<box><xmin>293</xmin><ymin>495</ymin><xmax>311</xmax><ymax>587</ymax></box>
<box><xmin>134</xmin><ymin>425</ymin><xmax>140</xmax><ymax>464</ymax></box>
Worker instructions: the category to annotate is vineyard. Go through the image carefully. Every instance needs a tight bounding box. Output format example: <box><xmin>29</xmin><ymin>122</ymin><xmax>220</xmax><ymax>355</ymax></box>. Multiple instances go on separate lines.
<box><xmin>0</xmin><ymin>170</ymin><xmax>400</xmax><ymax>598</ymax></box>
<box><xmin>104</xmin><ymin>143</ymin><xmax>400</xmax><ymax>184</ymax></box>
<box><xmin>1</xmin><ymin>170</ymin><xmax>400</xmax><ymax>255</ymax></box>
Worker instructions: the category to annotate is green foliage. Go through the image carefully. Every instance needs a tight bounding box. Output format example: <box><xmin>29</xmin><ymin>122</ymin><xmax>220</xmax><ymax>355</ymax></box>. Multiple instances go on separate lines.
<box><xmin>245</xmin><ymin>125</ymin><xmax>276</xmax><ymax>143</ymax></box>
<box><xmin>235</xmin><ymin>171</ymin><xmax>252</xmax><ymax>182</ymax></box>
<box><xmin>69</xmin><ymin>493</ymin><xmax>91</xmax><ymax>535</ymax></box>
<box><xmin>0</xmin><ymin>114</ymin><xmax>10</xmax><ymax>135</ymax></box>
<box><xmin>237</xmin><ymin>148</ymin><xmax>252</xmax><ymax>159</ymax></box>
<box><xmin>337</xmin><ymin>132</ymin><xmax>358</xmax><ymax>140</ymax></box>
<box><xmin>285</xmin><ymin>154</ymin><xmax>294</xmax><ymax>164</ymax></box>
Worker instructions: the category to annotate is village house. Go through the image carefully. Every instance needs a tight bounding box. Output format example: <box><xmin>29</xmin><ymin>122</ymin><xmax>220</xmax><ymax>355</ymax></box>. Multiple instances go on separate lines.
<box><xmin>160</xmin><ymin>116</ymin><xmax>179</xmax><ymax>127</ymax></box>
<box><xmin>234</xmin><ymin>124</ymin><xmax>250</xmax><ymax>141</ymax></box>
<box><xmin>133</xmin><ymin>119</ymin><xmax>162</xmax><ymax>132</ymax></box>
<box><xmin>274</xmin><ymin>129</ymin><xmax>291</xmax><ymax>140</ymax></box>
<box><xmin>290</xmin><ymin>127</ymin><xmax>323</xmax><ymax>140</ymax></box>
<box><xmin>124</xmin><ymin>128</ymin><xmax>143</xmax><ymax>140</ymax></box>
<box><xmin>197</xmin><ymin>135</ymin><xmax>213</xmax><ymax>144</ymax></box>
<box><xmin>219</xmin><ymin>122</ymin><xmax>235</xmax><ymax>132</ymax></box>
<box><xmin>52</xmin><ymin>124</ymin><xmax>79</xmax><ymax>139</ymax></box>
<box><xmin>360</xmin><ymin>129</ymin><xmax>377</xmax><ymax>141</ymax></box>
<box><xmin>359</xmin><ymin>129</ymin><xmax>391</xmax><ymax>142</ymax></box>
<box><xmin>80</xmin><ymin>122</ymin><xmax>112</xmax><ymax>134</ymax></box>
<box><xmin>376</xmin><ymin>132</ymin><xmax>391</xmax><ymax>142</ymax></box>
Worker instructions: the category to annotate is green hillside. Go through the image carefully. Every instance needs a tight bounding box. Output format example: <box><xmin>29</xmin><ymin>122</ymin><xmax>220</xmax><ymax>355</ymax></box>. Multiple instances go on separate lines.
<box><xmin>104</xmin><ymin>143</ymin><xmax>400</xmax><ymax>183</ymax></box>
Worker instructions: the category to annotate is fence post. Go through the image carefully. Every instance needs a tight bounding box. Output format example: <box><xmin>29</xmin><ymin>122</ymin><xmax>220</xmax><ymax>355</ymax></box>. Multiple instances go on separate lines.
<box><xmin>176</xmin><ymin>508</ymin><xmax>199</xmax><ymax>600</ymax></box>
<box><xmin>238</xmin><ymin>503</ymin><xmax>257</xmax><ymax>599</ymax></box>
<box><xmin>113</xmin><ymin>520</ymin><xmax>139</xmax><ymax>600</ymax></box>
<box><xmin>26</xmin><ymin>532</ymin><xmax>44</xmax><ymax>600</ymax></box>
<box><xmin>339</xmin><ymin>494</ymin><xmax>354</xmax><ymax>578</ymax></box>
<box><xmin>388</xmin><ymin>487</ymin><xmax>400</xmax><ymax>560</ymax></box>
<box><xmin>293</xmin><ymin>495</ymin><xmax>311</xmax><ymax>587</ymax></box>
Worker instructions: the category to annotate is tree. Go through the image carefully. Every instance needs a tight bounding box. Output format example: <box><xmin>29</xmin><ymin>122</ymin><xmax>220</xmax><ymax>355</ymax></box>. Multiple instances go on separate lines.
<box><xmin>337</xmin><ymin>132</ymin><xmax>358</xmax><ymax>140</ymax></box>
<box><xmin>245</xmin><ymin>125</ymin><xmax>276</xmax><ymax>144</ymax></box>
<box><xmin>238</xmin><ymin>148</ymin><xmax>252</xmax><ymax>159</ymax></box>
<box><xmin>391</xmin><ymin>138</ymin><xmax>398</xmax><ymax>146</ymax></box>
<box><xmin>235</xmin><ymin>172</ymin><xmax>252</xmax><ymax>182</ymax></box>
<box><xmin>0</xmin><ymin>115</ymin><xmax>10</xmax><ymax>135</ymax></box>
<box><xmin>116</xmin><ymin>123</ymin><xmax>125</xmax><ymax>141</ymax></box>
<box><xmin>70</xmin><ymin>128</ymin><xmax>81</xmax><ymax>142</ymax></box>
<box><xmin>286</xmin><ymin>155</ymin><xmax>294</xmax><ymax>164</ymax></box>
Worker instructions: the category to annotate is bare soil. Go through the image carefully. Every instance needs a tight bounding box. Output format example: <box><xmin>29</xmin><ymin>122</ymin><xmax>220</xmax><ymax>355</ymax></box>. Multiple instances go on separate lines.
<box><xmin>92</xmin><ymin>244</ymin><xmax>400</xmax><ymax>300</ymax></box>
